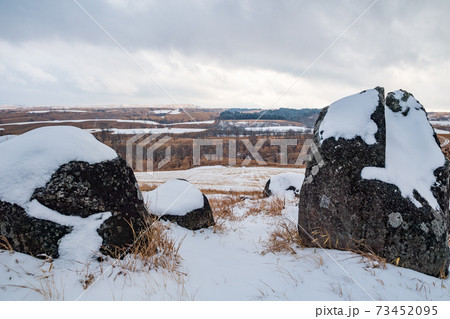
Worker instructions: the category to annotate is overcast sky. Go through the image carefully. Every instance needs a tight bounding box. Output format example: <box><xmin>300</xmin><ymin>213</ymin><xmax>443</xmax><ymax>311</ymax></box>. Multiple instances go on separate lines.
<box><xmin>0</xmin><ymin>0</ymin><xmax>449</xmax><ymax>110</ymax></box>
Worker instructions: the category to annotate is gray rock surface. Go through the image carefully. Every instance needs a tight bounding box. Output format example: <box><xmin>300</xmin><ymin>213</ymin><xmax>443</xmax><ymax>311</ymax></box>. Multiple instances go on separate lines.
<box><xmin>298</xmin><ymin>87</ymin><xmax>449</xmax><ymax>277</ymax></box>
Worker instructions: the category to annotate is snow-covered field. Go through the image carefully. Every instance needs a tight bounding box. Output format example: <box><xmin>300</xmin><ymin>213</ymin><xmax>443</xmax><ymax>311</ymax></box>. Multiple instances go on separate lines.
<box><xmin>0</xmin><ymin>119</ymin><xmax>160</xmax><ymax>127</ymax></box>
<box><xmin>27</xmin><ymin>110</ymin><xmax>88</xmax><ymax>114</ymax></box>
<box><xmin>87</xmin><ymin>128</ymin><xmax>207</xmax><ymax>135</ymax></box>
<box><xmin>245</xmin><ymin>126</ymin><xmax>312</xmax><ymax>133</ymax></box>
<box><xmin>218</xmin><ymin>120</ymin><xmax>313</xmax><ymax>133</ymax></box>
<box><xmin>135</xmin><ymin>166</ymin><xmax>305</xmax><ymax>193</ymax></box>
<box><xmin>0</xmin><ymin>135</ymin><xmax>15</xmax><ymax>144</ymax></box>
<box><xmin>431</xmin><ymin>120</ymin><xmax>450</xmax><ymax>126</ymax></box>
<box><xmin>1</xmin><ymin>165</ymin><xmax>449</xmax><ymax>301</ymax></box>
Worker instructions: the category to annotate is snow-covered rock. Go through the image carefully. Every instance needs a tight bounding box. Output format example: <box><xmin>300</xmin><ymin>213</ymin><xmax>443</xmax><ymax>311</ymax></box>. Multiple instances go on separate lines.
<box><xmin>298</xmin><ymin>87</ymin><xmax>449</xmax><ymax>278</ymax></box>
<box><xmin>0</xmin><ymin>126</ymin><xmax>148</xmax><ymax>260</ymax></box>
<box><xmin>318</xmin><ymin>89</ymin><xmax>379</xmax><ymax>145</ymax></box>
<box><xmin>144</xmin><ymin>179</ymin><xmax>214</xmax><ymax>230</ymax></box>
<box><xmin>263</xmin><ymin>173</ymin><xmax>304</xmax><ymax>197</ymax></box>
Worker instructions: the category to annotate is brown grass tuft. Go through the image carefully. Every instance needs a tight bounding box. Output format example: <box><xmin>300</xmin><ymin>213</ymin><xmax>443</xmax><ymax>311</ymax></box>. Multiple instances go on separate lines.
<box><xmin>261</xmin><ymin>219</ymin><xmax>303</xmax><ymax>255</ymax></box>
<box><xmin>110</xmin><ymin>217</ymin><xmax>184</xmax><ymax>274</ymax></box>
<box><xmin>201</xmin><ymin>189</ymin><xmax>263</xmax><ymax>199</ymax></box>
<box><xmin>139</xmin><ymin>183</ymin><xmax>159</xmax><ymax>192</ymax></box>
<box><xmin>0</xmin><ymin>235</ymin><xmax>13</xmax><ymax>252</ymax></box>
<box><xmin>266</xmin><ymin>197</ymin><xmax>285</xmax><ymax>216</ymax></box>
<box><xmin>348</xmin><ymin>239</ymin><xmax>387</xmax><ymax>270</ymax></box>
<box><xmin>209</xmin><ymin>195</ymin><xmax>243</xmax><ymax>233</ymax></box>
<box><xmin>246</xmin><ymin>196</ymin><xmax>285</xmax><ymax>217</ymax></box>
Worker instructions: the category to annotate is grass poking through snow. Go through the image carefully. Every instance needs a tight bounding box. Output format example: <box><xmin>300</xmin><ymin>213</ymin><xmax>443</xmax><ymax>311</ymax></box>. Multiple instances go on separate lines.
<box><xmin>107</xmin><ymin>217</ymin><xmax>184</xmax><ymax>275</ymax></box>
<box><xmin>261</xmin><ymin>218</ymin><xmax>303</xmax><ymax>255</ymax></box>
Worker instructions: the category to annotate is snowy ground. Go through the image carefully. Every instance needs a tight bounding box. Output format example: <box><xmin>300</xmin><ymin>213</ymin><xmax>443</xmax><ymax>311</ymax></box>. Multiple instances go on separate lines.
<box><xmin>135</xmin><ymin>166</ymin><xmax>305</xmax><ymax>192</ymax></box>
<box><xmin>87</xmin><ymin>128</ymin><xmax>207</xmax><ymax>135</ymax></box>
<box><xmin>0</xmin><ymin>166</ymin><xmax>449</xmax><ymax>301</ymax></box>
<box><xmin>245</xmin><ymin>126</ymin><xmax>312</xmax><ymax>133</ymax></box>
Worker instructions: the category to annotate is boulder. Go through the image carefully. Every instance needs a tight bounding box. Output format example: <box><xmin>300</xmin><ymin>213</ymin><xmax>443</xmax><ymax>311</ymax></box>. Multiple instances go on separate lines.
<box><xmin>0</xmin><ymin>126</ymin><xmax>148</xmax><ymax>260</ymax></box>
<box><xmin>0</xmin><ymin>200</ymin><xmax>70</xmax><ymax>258</ymax></box>
<box><xmin>31</xmin><ymin>157</ymin><xmax>148</xmax><ymax>256</ymax></box>
<box><xmin>144</xmin><ymin>179</ymin><xmax>215</xmax><ymax>230</ymax></box>
<box><xmin>263</xmin><ymin>173</ymin><xmax>304</xmax><ymax>197</ymax></box>
<box><xmin>298</xmin><ymin>87</ymin><xmax>449</xmax><ymax>277</ymax></box>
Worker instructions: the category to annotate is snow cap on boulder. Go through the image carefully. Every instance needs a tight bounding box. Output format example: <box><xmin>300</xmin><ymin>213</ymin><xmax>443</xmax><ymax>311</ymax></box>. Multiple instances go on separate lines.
<box><xmin>144</xmin><ymin>179</ymin><xmax>215</xmax><ymax>230</ymax></box>
<box><xmin>319</xmin><ymin>88</ymin><xmax>380</xmax><ymax>145</ymax></box>
<box><xmin>0</xmin><ymin>126</ymin><xmax>117</xmax><ymax>206</ymax></box>
<box><xmin>0</xmin><ymin>126</ymin><xmax>148</xmax><ymax>260</ymax></box>
<box><xmin>263</xmin><ymin>173</ymin><xmax>304</xmax><ymax>197</ymax></box>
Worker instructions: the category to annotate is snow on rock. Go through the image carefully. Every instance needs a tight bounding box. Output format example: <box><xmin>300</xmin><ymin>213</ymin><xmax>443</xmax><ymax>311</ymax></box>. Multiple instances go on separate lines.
<box><xmin>362</xmin><ymin>90</ymin><xmax>445</xmax><ymax>210</ymax></box>
<box><xmin>0</xmin><ymin>126</ymin><xmax>117</xmax><ymax>206</ymax></box>
<box><xmin>319</xmin><ymin>89</ymin><xmax>380</xmax><ymax>145</ymax></box>
<box><xmin>264</xmin><ymin>172</ymin><xmax>304</xmax><ymax>197</ymax></box>
<box><xmin>0</xmin><ymin>126</ymin><xmax>149</xmax><ymax>261</ymax></box>
<box><xmin>298</xmin><ymin>87</ymin><xmax>449</xmax><ymax>277</ymax></box>
<box><xmin>144</xmin><ymin>179</ymin><xmax>215</xmax><ymax>230</ymax></box>
<box><xmin>29</xmin><ymin>156</ymin><xmax>149</xmax><ymax>256</ymax></box>
<box><xmin>26</xmin><ymin>200</ymin><xmax>111</xmax><ymax>263</ymax></box>
<box><xmin>145</xmin><ymin>179</ymin><xmax>204</xmax><ymax>216</ymax></box>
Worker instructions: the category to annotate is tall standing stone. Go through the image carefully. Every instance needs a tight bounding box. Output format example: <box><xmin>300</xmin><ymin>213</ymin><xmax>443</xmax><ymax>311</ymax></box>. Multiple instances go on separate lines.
<box><xmin>298</xmin><ymin>87</ymin><xmax>449</xmax><ymax>277</ymax></box>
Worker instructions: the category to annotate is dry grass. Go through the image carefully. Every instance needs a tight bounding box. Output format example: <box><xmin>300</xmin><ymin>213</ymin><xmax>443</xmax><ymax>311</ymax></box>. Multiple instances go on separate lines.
<box><xmin>246</xmin><ymin>196</ymin><xmax>285</xmax><ymax>217</ymax></box>
<box><xmin>305</xmin><ymin>230</ymin><xmax>387</xmax><ymax>270</ymax></box>
<box><xmin>0</xmin><ymin>235</ymin><xmax>13</xmax><ymax>252</ymax></box>
<box><xmin>209</xmin><ymin>195</ymin><xmax>243</xmax><ymax>233</ymax></box>
<box><xmin>261</xmin><ymin>219</ymin><xmax>303</xmax><ymax>255</ymax></box>
<box><xmin>266</xmin><ymin>197</ymin><xmax>285</xmax><ymax>216</ymax></box>
<box><xmin>357</xmin><ymin>250</ymin><xmax>387</xmax><ymax>270</ymax></box>
<box><xmin>110</xmin><ymin>217</ymin><xmax>184</xmax><ymax>274</ymax></box>
<box><xmin>310</xmin><ymin>228</ymin><xmax>333</xmax><ymax>249</ymax></box>
<box><xmin>439</xmin><ymin>262</ymin><xmax>448</xmax><ymax>280</ymax></box>
<box><xmin>6</xmin><ymin>256</ymin><xmax>62</xmax><ymax>300</ymax></box>
<box><xmin>139</xmin><ymin>184</ymin><xmax>264</xmax><ymax>199</ymax></box>
<box><xmin>201</xmin><ymin>189</ymin><xmax>263</xmax><ymax>198</ymax></box>
<box><xmin>348</xmin><ymin>239</ymin><xmax>387</xmax><ymax>270</ymax></box>
<box><xmin>139</xmin><ymin>183</ymin><xmax>159</xmax><ymax>192</ymax></box>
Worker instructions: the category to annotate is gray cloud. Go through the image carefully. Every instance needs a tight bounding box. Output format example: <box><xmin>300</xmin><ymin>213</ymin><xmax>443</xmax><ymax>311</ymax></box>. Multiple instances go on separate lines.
<box><xmin>0</xmin><ymin>0</ymin><xmax>449</xmax><ymax>110</ymax></box>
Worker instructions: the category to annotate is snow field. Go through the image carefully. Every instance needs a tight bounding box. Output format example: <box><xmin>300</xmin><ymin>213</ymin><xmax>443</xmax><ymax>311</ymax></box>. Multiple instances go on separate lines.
<box><xmin>0</xmin><ymin>166</ymin><xmax>448</xmax><ymax>300</ymax></box>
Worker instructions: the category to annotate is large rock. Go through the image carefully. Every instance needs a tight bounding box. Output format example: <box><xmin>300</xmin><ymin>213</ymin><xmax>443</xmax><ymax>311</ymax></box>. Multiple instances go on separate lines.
<box><xmin>144</xmin><ymin>179</ymin><xmax>215</xmax><ymax>230</ymax></box>
<box><xmin>31</xmin><ymin>157</ymin><xmax>148</xmax><ymax>255</ymax></box>
<box><xmin>0</xmin><ymin>126</ymin><xmax>148</xmax><ymax>260</ymax></box>
<box><xmin>298</xmin><ymin>87</ymin><xmax>449</xmax><ymax>277</ymax></box>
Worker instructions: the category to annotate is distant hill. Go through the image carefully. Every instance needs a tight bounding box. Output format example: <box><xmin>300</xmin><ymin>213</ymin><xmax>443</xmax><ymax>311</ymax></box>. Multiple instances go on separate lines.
<box><xmin>219</xmin><ymin>107</ymin><xmax>320</xmax><ymax>127</ymax></box>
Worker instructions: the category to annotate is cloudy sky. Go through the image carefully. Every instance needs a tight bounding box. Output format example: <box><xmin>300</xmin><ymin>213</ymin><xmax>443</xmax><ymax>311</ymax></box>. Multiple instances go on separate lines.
<box><xmin>0</xmin><ymin>0</ymin><xmax>449</xmax><ymax>110</ymax></box>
